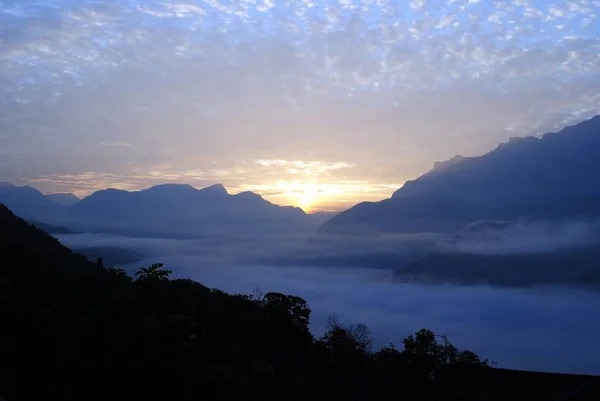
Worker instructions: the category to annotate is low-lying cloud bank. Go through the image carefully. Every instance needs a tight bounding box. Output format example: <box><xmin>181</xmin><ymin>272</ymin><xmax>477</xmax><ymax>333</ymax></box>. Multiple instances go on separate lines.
<box><xmin>441</xmin><ymin>219</ymin><xmax>600</xmax><ymax>255</ymax></box>
<box><xmin>56</xmin><ymin>232</ymin><xmax>600</xmax><ymax>375</ymax></box>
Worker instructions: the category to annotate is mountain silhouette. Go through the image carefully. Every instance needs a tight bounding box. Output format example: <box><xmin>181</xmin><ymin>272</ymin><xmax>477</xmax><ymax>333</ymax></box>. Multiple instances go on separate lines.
<box><xmin>66</xmin><ymin>183</ymin><xmax>311</xmax><ymax>237</ymax></box>
<box><xmin>46</xmin><ymin>193</ymin><xmax>80</xmax><ymax>207</ymax></box>
<box><xmin>321</xmin><ymin>115</ymin><xmax>600</xmax><ymax>234</ymax></box>
<box><xmin>0</xmin><ymin>182</ymin><xmax>64</xmax><ymax>221</ymax></box>
<box><xmin>0</xmin><ymin>182</ymin><xmax>320</xmax><ymax>237</ymax></box>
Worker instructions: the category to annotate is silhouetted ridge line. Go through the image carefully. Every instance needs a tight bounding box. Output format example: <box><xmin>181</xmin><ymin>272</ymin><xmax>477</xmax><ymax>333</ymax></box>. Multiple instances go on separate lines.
<box><xmin>321</xmin><ymin>115</ymin><xmax>600</xmax><ymax>234</ymax></box>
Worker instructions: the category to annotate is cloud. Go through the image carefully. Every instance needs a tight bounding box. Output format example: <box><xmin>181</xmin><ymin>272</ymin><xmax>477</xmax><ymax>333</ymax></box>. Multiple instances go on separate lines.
<box><xmin>100</xmin><ymin>142</ymin><xmax>133</xmax><ymax>147</ymax></box>
<box><xmin>0</xmin><ymin>0</ymin><xmax>599</xmax><ymax>209</ymax></box>
<box><xmin>254</xmin><ymin>159</ymin><xmax>353</xmax><ymax>175</ymax></box>
<box><xmin>439</xmin><ymin>220</ymin><xmax>600</xmax><ymax>255</ymax></box>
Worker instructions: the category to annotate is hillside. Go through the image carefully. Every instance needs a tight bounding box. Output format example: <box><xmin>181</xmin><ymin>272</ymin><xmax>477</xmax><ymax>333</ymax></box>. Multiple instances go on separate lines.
<box><xmin>321</xmin><ymin>116</ymin><xmax>600</xmax><ymax>234</ymax></box>
<box><xmin>0</xmin><ymin>203</ymin><xmax>92</xmax><ymax>273</ymax></box>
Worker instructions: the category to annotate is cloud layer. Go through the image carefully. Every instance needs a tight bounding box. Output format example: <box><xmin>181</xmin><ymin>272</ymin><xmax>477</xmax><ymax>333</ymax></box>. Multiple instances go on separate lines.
<box><xmin>55</xmin><ymin>232</ymin><xmax>600</xmax><ymax>375</ymax></box>
<box><xmin>2</xmin><ymin>0</ymin><xmax>600</xmax><ymax>209</ymax></box>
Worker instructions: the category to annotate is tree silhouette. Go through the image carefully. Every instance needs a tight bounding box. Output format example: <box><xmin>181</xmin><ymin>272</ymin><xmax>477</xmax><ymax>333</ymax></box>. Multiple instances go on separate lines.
<box><xmin>263</xmin><ymin>292</ymin><xmax>311</xmax><ymax>327</ymax></box>
<box><xmin>96</xmin><ymin>257</ymin><xmax>104</xmax><ymax>271</ymax></box>
<box><xmin>135</xmin><ymin>263</ymin><xmax>172</xmax><ymax>281</ymax></box>
<box><xmin>321</xmin><ymin>314</ymin><xmax>373</xmax><ymax>354</ymax></box>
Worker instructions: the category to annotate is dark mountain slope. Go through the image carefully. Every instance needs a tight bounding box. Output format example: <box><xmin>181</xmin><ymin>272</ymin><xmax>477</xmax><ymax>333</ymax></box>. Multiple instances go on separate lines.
<box><xmin>322</xmin><ymin>115</ymin><xmax>600</xmax><ymax>234</ymax></box>
<box><xmin>0</xmin><ymin>203</ymin><xmax>90</xmax><ymax>273</ymax></box>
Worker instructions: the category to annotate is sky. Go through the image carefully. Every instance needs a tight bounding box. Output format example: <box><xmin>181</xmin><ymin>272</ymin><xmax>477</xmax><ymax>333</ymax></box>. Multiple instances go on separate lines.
<box><xmin>1</xmin><ymin>0</ymin><xmax>600</xmax><ymax>212</ymax></box>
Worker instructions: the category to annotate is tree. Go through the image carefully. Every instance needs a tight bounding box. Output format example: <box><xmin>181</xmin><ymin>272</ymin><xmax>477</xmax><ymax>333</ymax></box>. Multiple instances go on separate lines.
<box><xmin>263</xmin><ymin>292</ymin><xmax>311</xmax><ymax>328</ymax></box>
<box><xmin>401</xmin><ymin>328</ymin><xmax>494</xmax><ymax>387</ymax></box>
<box><xmin>248</xmin><ymin>287</ymin><xmax>265</xmax><ymax>303</ymax></box>
<box><xmin>135</xmin><ymin>263</ymin><xmax>171</xmax><ymax>281</ymax></box>
<box><xmin>455</xmin><ymin>349</ymin><xmax>494</xmax><ymax>368</ymax></box>
<box><xmin>320</xmin><ymin>314</ymin><xmax>373</xmax><ymax>354</ymax></box>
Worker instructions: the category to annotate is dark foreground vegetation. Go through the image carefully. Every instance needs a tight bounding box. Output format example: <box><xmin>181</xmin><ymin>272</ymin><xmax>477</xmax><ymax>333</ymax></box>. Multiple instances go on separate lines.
<box><xmin>1</xmin><ymin>203</ymin><xmax>599</xmax><ymax>401</ymax></box>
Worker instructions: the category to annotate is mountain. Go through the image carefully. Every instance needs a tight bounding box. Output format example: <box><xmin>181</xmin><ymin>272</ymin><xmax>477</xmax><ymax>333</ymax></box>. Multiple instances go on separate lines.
<box><xmin>0</xmin><ymin>182</ymin><xmax>16</xmax><ymax>193</ymax></box>
<box><xmin>0</xmin><ymin>183</ymin><xmax>64</xmax><ymax>222</ymax></box>
<box><xmin>28</xmin><ymin>220</ymin><xmax>79</xmax><ymax>234</ymax></box>
<box><xmin>72</xmin><ymin>246</ymin><xmax>144</xmax><ymax>266</ymax></box>
<box><xmin>321</xmin><ymin>115</ymin><xmax>600</xmax><ymax>234</ymax></box>
<box><xmin>46</xmin><ymin>193</ymin><xmax>80</xmax><ymax>207</ymax></box>
<box><xmin>0</xmin><ymin>182</ymin><xmax>320</xmax><ymax>238</ymax></box>
<box><xmin>66</xmin><ymin>183</ymin><xmax>313</xmax><ymax>237</ymax></box>
<box><xmin>0</xmin><ymin>203</ymin><xmax>93</xmax><ymax>274</ymax></box>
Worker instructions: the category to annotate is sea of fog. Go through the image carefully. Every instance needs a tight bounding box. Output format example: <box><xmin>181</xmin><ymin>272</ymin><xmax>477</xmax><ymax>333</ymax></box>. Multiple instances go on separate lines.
<box><xmin>56</xmin><ymin>233</ymin><xmax>600</xmax><ymax>375</ymax></box>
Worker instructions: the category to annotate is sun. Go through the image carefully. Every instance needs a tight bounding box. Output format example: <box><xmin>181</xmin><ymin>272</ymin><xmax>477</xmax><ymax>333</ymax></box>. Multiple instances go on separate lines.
<box><xmin>296</xmin><ymin>189</ymin><xmax>319</xmax><ymax>212</ymax></box>
<box><xmin>282</xmin><ymin>182</ymin><xmax>321</xmax><ymax>213</ymax></box>
<box><xmin>273</xmin><ymin>181</ymin><xmax>344</xmax><ymax>213</ymax></box>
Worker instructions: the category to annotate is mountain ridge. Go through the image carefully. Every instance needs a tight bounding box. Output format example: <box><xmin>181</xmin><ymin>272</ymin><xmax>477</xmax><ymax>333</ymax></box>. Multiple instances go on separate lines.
<box><xmin>0</xmin><ymin>182</ymin><xmax>314</xmax><ymax>237</ymax></box>
<box><xmin>65</xmin><ymin>183</ymin><xmax>310</xmax><ymax>237</ymax></box>
<box><xmin>321</xmin><ymin>114</ymin><xmax>600</xmax><ymax>234</ymax></box>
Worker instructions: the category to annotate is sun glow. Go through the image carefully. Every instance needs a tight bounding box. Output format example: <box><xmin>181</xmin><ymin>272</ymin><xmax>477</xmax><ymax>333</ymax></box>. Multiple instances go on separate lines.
<box><xmin>293</xmin><ymin>185</ymin><xmax>321</xmax><ymax>212</ymax></box>
<box><xmin>239</xmin><ymin>179</ymin><xmax>402</xmax><ymax>213</ymax></box>
<box><xmin>272</xmin><ymin>181</ymin><xmax>342</xmax><ymax>213</ymax></box>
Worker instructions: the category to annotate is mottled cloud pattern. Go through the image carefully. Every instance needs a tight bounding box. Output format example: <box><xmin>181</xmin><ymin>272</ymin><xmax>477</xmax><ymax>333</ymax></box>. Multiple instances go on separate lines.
<box><xmin>1</xmin><ymin>0</ymin><xmax>599</xmax><ymax>210</ymax></box>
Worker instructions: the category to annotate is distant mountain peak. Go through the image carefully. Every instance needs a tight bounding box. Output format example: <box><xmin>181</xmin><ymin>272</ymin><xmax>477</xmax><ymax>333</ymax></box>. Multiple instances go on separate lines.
<box><xmin>46</xmin><ymin>193</ymin><xmax>80</xmax><ymax>207</ymax></box>
<box><xmin>496</xmin><ymin>135</ymin><xmax>539</xmax><ymax>150</ymax></box>
<box><xmin>148</xmin><ymin>183</ymin><xmax>194</xmax><ymax>189</ymax></box>
<box><xmin>142</xmin><ymin>183</ymin><xmax>198</xmax><ymax>195</ymax></box>
<box><xmin>234</xmin><ymin>190</ymin><xmax>263</xmax><ymax>199</ymax></box>
<box><xmin>200</xmin><ymin>183</ymin><xmax>228</xmax><ymax>195</ymax></box>
<box><xmin>47</xmin><ymin>192</ymin><xmax>80</xmax><ymax>198</ymax></box>
<box><xmin>0</xmin><ymin>182</ymin><xmax>17</xmax><ymax>194</ymax></box>
<box><xmin>101</xmin><ymin>188</ymin><xmax>128</xmax><ymax>194</ymax></box>
<box><xmin>0</xmin><ymin>183</ymin><xmax>65</xmax><ymax>222</ymax></box>
<box><xmin>432</xmin><ymin>155</ymin><xmax>466</xmax><ymax>172</ymax></box>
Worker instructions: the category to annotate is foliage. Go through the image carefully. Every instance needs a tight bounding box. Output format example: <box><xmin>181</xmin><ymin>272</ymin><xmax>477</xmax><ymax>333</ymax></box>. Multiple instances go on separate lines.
<box><xmin>135</xmin><ymin>262</ymin><xmax>172</xmax><ymax>281</ymax></box>
<box><xmin>321</xmin><ymin>314</ymin><xmax>373</xmax><ymax>354</ymax></box>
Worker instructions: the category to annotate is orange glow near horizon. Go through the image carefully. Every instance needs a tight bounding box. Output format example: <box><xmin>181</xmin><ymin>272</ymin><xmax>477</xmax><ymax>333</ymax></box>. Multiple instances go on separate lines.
<box><xmin>286</xmin><ymin>182</ymin><xmax>333</xmax><ymax>213</ymax></box>
<box><xmin>28</xmin><ymin>172</ymin><xmax>403</xmax><ymax>214</ymax></box>
<box><xmin>23</xmin><ymin>158</ymin><xmax>406</xmax><ymax>212</ymax></box>
<box><xmin>240</xmin><ymin>180</ymin><xmax>400</xmax><ymax>214</ymax></box>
